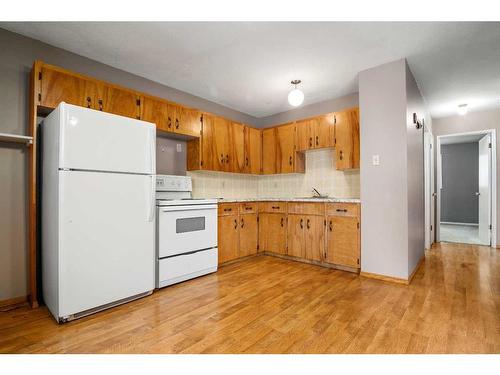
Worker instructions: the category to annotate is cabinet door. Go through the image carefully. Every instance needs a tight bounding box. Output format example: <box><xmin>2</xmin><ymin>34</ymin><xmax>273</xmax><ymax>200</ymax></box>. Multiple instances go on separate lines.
<box><xmin>239</xmin><ymin>214</ymin><xmax>258</xmax><ymax>257</ymax></box>
<box><xmin>325</xmin><ymin>215</ymin><xmax>360</xmax><ymax>268</ymax></box>
<box><xmin>200</xmin><ymin>114</ymin><xmax>215</xmax><ymax>170</ymax></box>
<box><xmin>231</xmin><ymin>122</ymin><xmax>246</xmax><ymax>173</ymax></box>
<box><xmin>213</xmin><ymin>116</ymin><xmax>232</xmax><ymax>172</ymax></box>
<box><xmin>97</xmin><ymin>85</ymin><xmax>141</xmax><ymax>119</ymax></box>
<box><xmin>262</xmin><ymin>128</ymin><xmax>277</xmax><ymax>175</ymax></box>
<box><xmin>314</xmin><ymin>114</ymin><xmax>335</xmax><ymax>149</ymax></box>
<box><xmin>166</xmin><ymin>103</ymin><xmax>180</xmax><ymax>133</ymax></box>
<box><xmin>218</xmin><ymin>215</ymin><xmax>239</xmax><ymax>264</ymax></box>
<box><xmin>304</xmin><ymin>216</ymin><xmax>325</xmax><ymax>262</ymax></box>
<box><xmin>40</xmin><ymin>67</ymin><xmax>96</xmax><ymax>109</ymax></box>
<box><xmin>287</xmin><ymin>214</ymin><xmax>304</xmax><ymax>258</ymax></box>
<box><xmin>276</xmin><ymin>123</ymin><xmax>296</xmax><ymax>173</ymax></box>
<box><xmin>141</xmin><ymin>96</ymin><xmax>169</xmax><ymax>131</ymax></box>
<box><xmin>244</xmin><ymin>127</ymin><xmax>262</xmax><ymax>174</ymax></box>
<box><xmin>335</xmin><ymin>108</ymin><xmax>360</xmax><ymax>170</ymax></box>
<box><xmin>296</xmin><ymin>119</ymin><xmax>313</xmax><ymax>151</ymax></box>
<box><xmin>178</xmin><ymin>107</ymin><xmax>201</xmax><ymax>137</ymax></box>
<box><xmin>259</xmin><ymin>213</ymin><xmax>286</xmax><ymax>254</ymax></box>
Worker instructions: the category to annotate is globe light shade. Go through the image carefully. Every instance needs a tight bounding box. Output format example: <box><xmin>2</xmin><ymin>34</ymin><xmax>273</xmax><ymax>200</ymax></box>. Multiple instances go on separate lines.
<box><xmin>288</xmin><ymin>88</ymin><xmax>304</xmax><ymax>107</ymax></box>
<box><xmin>457</xmin><ymin>104</ymin><xmax>468</xmax><ymax>116</ymax></box>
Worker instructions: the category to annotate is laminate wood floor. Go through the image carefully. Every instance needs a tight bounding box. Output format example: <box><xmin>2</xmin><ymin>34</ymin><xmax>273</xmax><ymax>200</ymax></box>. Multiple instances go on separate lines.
<box><xmin>1</xmin><ymin>243</ymin><xmax>499</xmax><ymax>354</ymax></box>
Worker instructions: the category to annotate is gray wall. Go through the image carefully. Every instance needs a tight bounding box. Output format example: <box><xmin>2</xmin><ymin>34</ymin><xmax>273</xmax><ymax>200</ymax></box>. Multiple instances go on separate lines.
<box><xmin>257</xmin><ymin>93</ymin><xmax>358</xmax><ymax>127</ymax></box>
<box><xmin>0</xmin><ymin>28</ymin><xmax>256</xmax><ymax>301</ymax></box>
<box><xmin>359</xmin><ymin>58</ymin><xmax>426</xmax><ymax>280</ymax></box>
<box><xmin>441</xmin><ymin>143</ymin><xmax>479</xmax><ymax>224</ymax></box>
<box><xmin>156</xmin><ymin>137</ymin><xmax>187</xmax><ymax>176</ymax></box>
<box><xmin>433</xmin><ymin>108</ymin><xmax>500</xmax><ymax>243</ymax></box>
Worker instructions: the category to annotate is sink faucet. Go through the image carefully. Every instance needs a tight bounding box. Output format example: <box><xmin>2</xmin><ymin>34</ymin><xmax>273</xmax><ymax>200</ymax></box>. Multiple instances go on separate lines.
<box><xmin>312</xmin><ymin>188</ymin><xmax>323</xmax><ymax>197</ymax></box>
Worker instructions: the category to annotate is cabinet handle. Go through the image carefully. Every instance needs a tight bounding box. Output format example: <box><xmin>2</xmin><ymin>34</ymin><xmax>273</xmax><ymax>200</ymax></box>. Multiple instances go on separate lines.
<box><xmin>234</xmin><ymin>219</ymin><xmax>238</xmax><ymax>229</ymax></box>
<box><xmin>223</xmin><ymin>208</ymin><xmax>232</xmax><ymax>212</ymax></box>
<box><xmin>289</xmin><ymin>156</ymin><xmax>292</xmax><ymax>166</ymax></box>
<box><xmin>245</xmin><ymin>206</ymin><xmax>252</xmax><ymax>210</ymax></box>
<box><xmin>86</xmin><ymin>97</ymin><xmax>92</xmax><ymax>108</ymax></box>
<box><xmin>272</xmin><ymin>206</ymin><xmax>280</xmax><ymax>210</ymax></box>
<box><xmin>316</xmin><ymin>136</ymin><xmax>319</xmax><ymax>146</ymax></box>
<box><xmin>339</xmin><ymin>150</ymin><xmax>343</xmax><ymax>160</ymax></box>
<box><xmin>98</xmin><ymin>99</ymin><xmax>103</xmax><ymax>111</ymax></box>
<box><xmin>309</xmin><ymin>137</ymin><xmax>312</xmax><ymax>147</ymax></box>
<box><xmin>281</xmin><ymin>217</ymin><xmax>284</xmax><ymax>227</ymax></box>
<box><xmin>226</xmin><ymin>154</ymin><xmax>229</xmax><ymax>163</ymax></box>
<box><xmin>167</xmin><ymin>116</ymin><xmax>172</xmax><ymax>128</ymax></box>
<box><xmin>329</xmin><ymin>221</ymin><xmax>332</xmax><ymax>231</ymax></box>
<box><xmin>336</xmin><ymin>209</ymin><xmax>348</xmax><ymax>213</ymax></box>
<box><xmin>246</xmin><ymin>157</ymin><xmax>249</xmax><ymax>166</ymax></box>
<box><xmin>241</xmin><ymin>218</ymin><xmax>244</xmax><ymax>228</ymax></box>
<box><xmin>221</xmin><ymin>154</ymin><xmax>224</xmax><ymax>163</ymax></box>
<box><xmin>307</xmin><ymin>219</ymin><xmax>310</xmax><ymax>229</ymax></box>
<box><xmin>300</xmin><ymin>218</ymin><xmax>303</xmax><ymax>229</ymax></box>
<box><xmin>175</xmin><ymin>118</ymin><xmax>180</xmax><ymax>129</ymax></box>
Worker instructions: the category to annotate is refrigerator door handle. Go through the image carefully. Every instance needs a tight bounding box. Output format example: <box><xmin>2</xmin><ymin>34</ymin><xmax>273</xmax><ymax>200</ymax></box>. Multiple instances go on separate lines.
<box><xmin>147</xmin><ymin>175</ymin><xmax>155</xmax><ymax>222</ymax></box>
<box><xmin>149</xmin><ymin>126</ymin><xmax>156</xmax><ymax>174</ymax></box>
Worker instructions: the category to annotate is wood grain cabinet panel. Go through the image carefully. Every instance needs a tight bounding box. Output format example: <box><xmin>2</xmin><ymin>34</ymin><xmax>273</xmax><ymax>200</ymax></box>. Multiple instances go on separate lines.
<box><xmin>315</xmin><ymin>114</ymin><xmax>335</xmax><ymax>149</ymax></box>
<box><xmin>258</xmin><ymin>213</ymin><xmax>287</xmax><ymax>255</ymax></box>
<box><xmin>276</xmin><ymin>123</ymin><xmax>296</xmax><ymax>173</ymax></box>
<box><xmin>325</xmin><ymin>215</ymin><xmax>360</xmax><ymax>268</ymax></box>
<box><xmin>40</xmin><ymin>67</ymin><xmax>96</xmax><ymax>109</ymax></box>
<box><xmin>262</xmin><ymin>128</ymin><xmax>277</xmax><ymax>175</ymax></box>
<box><xmin>304</xmin><ymin>216</ymin><xmax>325</xmax><ymax>262</ymax></box>
<box><xmin>141</xmin><ymin>96</ymin><xmax>169</xmax><ymax>131</ymax></box>
<box><xmin>96</xmin><ymin>84</ymin><xmax>141</xmax><ymax>119</ymax></box>
<box><xmin>239</xmin><ymin>214</ymin><xmax>258</xmax><ymax>257</ymax></box>
<box><xmin>218</xmin><ymin>203</ymin><xmax>239</xmax><ymax>216</ymax></box>
<box><xmin>296</xmin><ymin>119</ymin><xmax>314</xmax><ymax>151</ymax></box>
<box><xmin>218</xmin><ymin>214</ymin><xmax>240</xmax><ymax>264</ymax></box>
<box><xmin>213</xmin><ymin>116</ymin><xmax>233</xmax><ymax>172</ymax></box>
<box><xmin>334</xmin><ymin>108</ymin><xmax>360</xmax><ymax>170</ymax></box>
<box><xmin>179</xmin><ymin>107</ymin><xmax>202</xmax><ymax>137</ymax></box>
<box><xmin>231</xmin><ymin>122</ymin><xmax>246</xmax><ymax>173</ymax></box>
<box><xmin>244</xmin><ymin>127</ymin><xmax>262</xmax><ymax>174</ymax></box>
<box><xmin>287</xmin><ymin>214</ymin><xmax>305</xmax><ymax>258</ymax></box>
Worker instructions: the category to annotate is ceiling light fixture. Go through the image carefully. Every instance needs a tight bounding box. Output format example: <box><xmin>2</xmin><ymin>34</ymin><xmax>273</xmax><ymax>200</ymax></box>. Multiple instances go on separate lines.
<box><xmin>288</xmin><ymin>80</ymin><xmax>304</xmax><ymax>107</ymax></box>
<box><xmin>458</xmin><ymin>103</ymin><xmax>468</xmax><ymax>116</ymax></box>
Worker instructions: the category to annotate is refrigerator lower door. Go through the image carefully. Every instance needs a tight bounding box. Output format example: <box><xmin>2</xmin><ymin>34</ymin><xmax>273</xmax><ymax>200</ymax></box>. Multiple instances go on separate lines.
<box><xmin>58</xmin><ymin>170</ymin><xmax>155</xmax><ymax>319</ymax></box>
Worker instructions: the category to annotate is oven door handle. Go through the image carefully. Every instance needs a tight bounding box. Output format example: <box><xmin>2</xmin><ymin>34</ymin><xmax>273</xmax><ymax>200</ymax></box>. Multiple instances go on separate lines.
<box><xmin>160</xmin><ymin>204</ymin><xmax>218</xmax><ymax>212</ymax></box>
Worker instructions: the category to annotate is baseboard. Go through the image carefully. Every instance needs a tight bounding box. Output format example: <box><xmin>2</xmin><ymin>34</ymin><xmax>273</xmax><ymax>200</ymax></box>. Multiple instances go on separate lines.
<box><xmin>408</xmin><ymin>255</ymin><xmax>425</xmax><ymax>283</ymax></box>
<box><xmin>440</xmin><ymin>221</ymin><xmax>479</xmax><ymax>227</ymax></box>
<box><xmin>360</xmin><ymin>271</ymin><xmax>409</xmax><ymax>285</ymax></box>
<box><xmin>0</xmin><ymin>295</ymin><xmax>28</xmax><ymax>309</ymax></box>
<box><xmin>262</xmin><ymin>251</ymin><xmax>360</xmax><ymax>274</ymax></box>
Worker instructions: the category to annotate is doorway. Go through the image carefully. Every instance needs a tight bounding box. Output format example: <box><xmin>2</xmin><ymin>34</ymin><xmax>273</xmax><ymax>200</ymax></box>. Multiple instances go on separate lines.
<box><xmin>436</xmin><ymin>130</ymin><xmax>496</xmax><ymax>246</ymax></box>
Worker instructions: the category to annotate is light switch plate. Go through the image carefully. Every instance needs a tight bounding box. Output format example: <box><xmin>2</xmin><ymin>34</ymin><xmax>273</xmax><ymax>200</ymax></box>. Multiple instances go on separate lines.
<box><xmin>372</xmin><ymin>155</ymin><xmax>380</xmax><ymax>166</ymax></box>
<box><xmin>176</xmin><ymin>143</ymin><xmax>182</xmax><ymax>152</ymax></box>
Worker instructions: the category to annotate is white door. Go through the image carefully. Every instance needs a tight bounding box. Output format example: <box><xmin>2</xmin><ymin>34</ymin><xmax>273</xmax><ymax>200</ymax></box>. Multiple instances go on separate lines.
<box><xmin>424</xmin><ymin>132</ymin><xmax>435</xmax><ymax>249</ymax></box>
<box><xmin>58</xmin><ymin>170</ymin><xmax>155</xmax><ymax>317</ymax></box>
<box><xmin>58</xmin><ymin>103</ymin><xmax>156</xmax><ymax>174</ymax></box>
<box><xmin>478</xmin><ymin>134</ymin><xmax>492</xmax><ymax>245</ymax></box>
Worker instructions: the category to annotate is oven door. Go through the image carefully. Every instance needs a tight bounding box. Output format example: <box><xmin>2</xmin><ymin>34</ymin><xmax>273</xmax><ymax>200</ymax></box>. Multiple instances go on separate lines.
<box><xmin>157</xmin><ymin>204</ymin><xmax>217</xmax><ymax>258</ymax></box>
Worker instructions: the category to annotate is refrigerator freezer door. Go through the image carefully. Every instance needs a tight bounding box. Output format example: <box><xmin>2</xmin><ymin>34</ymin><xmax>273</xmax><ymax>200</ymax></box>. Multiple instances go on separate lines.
<box><xmin>58</xmin><ymin>103</ymin><xmax>155</xmax><ymax>174</ymax></box>
<box><xmin>58</xmin><ymin>170</ymin><xmax>155</xmax><ymax>318</ymax></box>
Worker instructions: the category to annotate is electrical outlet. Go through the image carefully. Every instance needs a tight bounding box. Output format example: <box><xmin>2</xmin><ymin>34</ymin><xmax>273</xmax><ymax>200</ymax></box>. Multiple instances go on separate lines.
<box><xmin>372</xmin><ymin>155</ymin><xmax>380</xmax><ymax>166</ymax></box>
<box><xmin>176</xmin><ymin>143</ymin><xmax>182</xmax><ymax>152</ymax></box>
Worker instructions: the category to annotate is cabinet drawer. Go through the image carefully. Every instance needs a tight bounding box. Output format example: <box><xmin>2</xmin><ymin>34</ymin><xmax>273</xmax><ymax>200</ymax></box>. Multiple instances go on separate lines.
<box><xmin>287</xmin><ymin>202</ymin><xmax>324</xmax><ymax>216</ymax></box>
<box><xmin>325</xmin><ymin>203</ymin><xmax>360</xmax><ymax>217</ymax></box>
<box><xmin>239</xmin><ymin>202</ymin><xmax>258</xmax><ymax>214</ymax></box>
<box><xmin>258</xmin><ymin>201</ymin><xmax>286</xmax><ymax>213</ymax></box>
<box><xmin>218</xmin><ymin>203</ymin><xmax>239</xmax><ymax>216</ymax></box>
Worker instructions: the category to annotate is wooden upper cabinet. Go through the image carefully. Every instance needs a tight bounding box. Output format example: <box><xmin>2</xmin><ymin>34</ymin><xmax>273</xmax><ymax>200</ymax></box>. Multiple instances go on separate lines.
<box><xmin>231</xmin><ymin>122</ymin><xmax>246</xmax><ymax>173</ymax></box>
<box><xmin>96</xmin><ymin>84</ymin><xmax>141</xmax><ymax>119</ymax></box>
<box><xmin>335</xmin><ymin>108</ymin><xmax>360</xmax><ymax>170</ymax></box>
<box><xmin>296</xmin><ymin>119</ymin><xmax>314</xmax><ymax>151</ymax></box>
<box><xmin>39</xmin><ymin>66</ymin><xmax>96</xmax><ymax>109</ymax></box>
<box><xmin>244</xmin><ymin>127</ymin><xmax>262</xmax><ymax>174</ymax></box>
<box><xmin>262</xmin><ymin>128</ymin><xmax>277</xmax><ymax>175</ymax></box>
<box><xmin>315</xmin><ymin>113</ymin><xmax>335</xmax><ymax>149</ymax></box>
<box><xmin>276</xmin><ymin>123</ymin><xmax>295</xmax><ymax>173</ymax></box>
<box><xmin>187</xmin><ymin>113</ymin><xmax>214</xmax><ymax>171</ymax></box>
<box><xmin>213</xmin><ymin>116</ymin><xmax>233</xmax><ymax>172</ymax></box>
<box><xmin>179</xmin><ymin>107</ymin><xmax>201</xmax><ymax>137</ymax></box>
<box><xmin>141</xmin><ymin>96</ymin><xmax>169</xmax><ymax>131</ymax></box>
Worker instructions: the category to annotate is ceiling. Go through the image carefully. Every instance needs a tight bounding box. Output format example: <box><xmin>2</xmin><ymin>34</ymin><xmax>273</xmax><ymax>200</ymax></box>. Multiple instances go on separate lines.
<box><xmin>440</xmin><ymin>133</ymin><xmax>486</xmax><ymax>145</ymax></box>
<box><xmin>2</xmin><ymin>22</ymin><xmax>500</xmax><ymax>118</ymax></box>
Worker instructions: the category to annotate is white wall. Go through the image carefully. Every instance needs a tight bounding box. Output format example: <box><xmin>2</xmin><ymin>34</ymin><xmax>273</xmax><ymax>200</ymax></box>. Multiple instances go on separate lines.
<box><xmin>359</xmin><ymin>58</ymin><xmax>427</xmax><ymax>280</ymax></box>
<box><xmin>433</xmin><ymin>107</ymin><xmax>500</xmax><ymax>244</ymax></box>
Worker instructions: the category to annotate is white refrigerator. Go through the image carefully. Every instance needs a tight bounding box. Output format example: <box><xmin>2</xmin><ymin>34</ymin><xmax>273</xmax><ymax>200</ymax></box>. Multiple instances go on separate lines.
<box><xmin>41</xmin><ymin>103</ymin><xmax>156</xmax><ymax>323</ymax></box>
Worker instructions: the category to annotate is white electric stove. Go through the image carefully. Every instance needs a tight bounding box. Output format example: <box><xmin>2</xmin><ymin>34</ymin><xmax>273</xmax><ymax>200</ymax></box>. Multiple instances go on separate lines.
<box><xmin>155</xmin><ymin>175</ymin><xmax>218</xmax><ymax>288</ymax></box>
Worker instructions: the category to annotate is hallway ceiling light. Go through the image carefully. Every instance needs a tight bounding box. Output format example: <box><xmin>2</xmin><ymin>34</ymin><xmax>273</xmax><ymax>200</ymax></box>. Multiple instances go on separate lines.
<box><xmin>458</xmin><ymin>103</ymin><xmax>468</xmax><ymax>116</ymax></box>
<box><xmin>288</xmin><ymin>80</ymin><xmax>304</xmax><ymax>107</ymax></box>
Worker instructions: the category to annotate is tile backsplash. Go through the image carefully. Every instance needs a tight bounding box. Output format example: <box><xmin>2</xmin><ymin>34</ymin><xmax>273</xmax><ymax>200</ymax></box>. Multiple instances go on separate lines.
<box><xmin>187</xmin><ymin>149</ymin><xmax>360</xmax><ymax>199</ymax></box>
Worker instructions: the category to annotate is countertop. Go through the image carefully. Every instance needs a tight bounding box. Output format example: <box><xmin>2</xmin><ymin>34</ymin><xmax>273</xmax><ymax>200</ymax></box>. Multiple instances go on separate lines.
<box><xmin>216</xmin><ymin>197</ymin><xmax>361</xmax><ymax>204</ymax></box>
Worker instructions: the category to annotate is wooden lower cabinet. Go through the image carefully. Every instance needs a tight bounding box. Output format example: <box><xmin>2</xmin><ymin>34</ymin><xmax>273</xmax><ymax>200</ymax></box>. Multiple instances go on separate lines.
<box><xmin>287</xmin><ymin>214</ymin><xmax>305</xmax><ymax>258</ymax></box>
<box><xmin>259</xmin><ymin>213</ymin><xmax>287</xmax><ymax>255</ymax></box>
<box><xmin>239</xmin><ymin>213</ymin><xmax>258</xmax><ymax>257</ymax></box>
<box><xmin>325</xmin><ymin>215</ymin><xmax>360</xmax><ymax>268</ymax></box>
<box><xmin>218</xmin><ymin>214</ymin><xmax>239</xmax><ymax>264</ymax></box>
<box><xmin>304</xmin><ymin>216</ymin><xmax>325</xmax><ymax>262</ymax></box>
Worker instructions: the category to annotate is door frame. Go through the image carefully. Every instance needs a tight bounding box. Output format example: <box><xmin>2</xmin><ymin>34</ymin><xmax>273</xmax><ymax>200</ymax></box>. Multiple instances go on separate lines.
<box><xmin>424</xmin><ymin>130</ymin><xmax>435</xmax><ymax>249</ymax></box>
<box><xmin>436</xmin><ymin>129</ymin><xmax>497</xmax><ymax>247</ymax></box>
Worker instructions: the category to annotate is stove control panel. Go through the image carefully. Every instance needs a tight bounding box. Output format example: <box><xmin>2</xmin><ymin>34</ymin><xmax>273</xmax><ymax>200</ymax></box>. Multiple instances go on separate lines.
<box><xmin>156</xmin><ymin>175</ymin><xmax>192</xmax><ymax>192</ymax></box>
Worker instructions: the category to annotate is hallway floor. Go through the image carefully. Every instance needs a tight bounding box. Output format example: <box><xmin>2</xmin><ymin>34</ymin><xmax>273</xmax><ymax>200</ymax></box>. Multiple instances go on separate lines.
<box><xmin>440</xmin><ymin>223</ymin><xmax>484</xmax><ymax>245</ymax></box>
